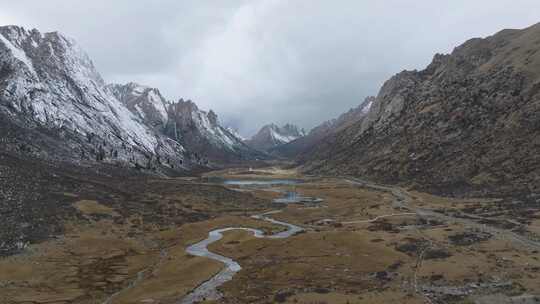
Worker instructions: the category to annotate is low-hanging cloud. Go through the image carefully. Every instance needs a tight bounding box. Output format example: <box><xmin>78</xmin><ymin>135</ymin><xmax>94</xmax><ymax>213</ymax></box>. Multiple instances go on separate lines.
<box><xmin>2</xmin><ymin>0</ymin><xmax>540</xmax><ymax>136</ymax></box>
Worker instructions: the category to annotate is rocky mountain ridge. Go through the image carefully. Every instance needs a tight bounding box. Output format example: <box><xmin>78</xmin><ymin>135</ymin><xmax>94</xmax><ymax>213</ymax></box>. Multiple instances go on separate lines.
<box><xmin>107</xmin><ymin>82</ymin><xmax>169</xmax><ymax>129</ymax></box>
<box><xmin>302</xmin><ymin>23</ymin><xmax>540</xmax><ymax>196</ymax></box>
<box><xmin>109</xmin><ymin>82</ymin><xmax>260</xmax><ymax>163</ymax></box>
<box><xmin>245</xmin><ymin>123</ymin><xmax>305</xmax><ymax>151</ymax></box>
<box><xmin>271</xmin><ymin>96</ymin><xmax>374</xmax><ymax>158</ymax></box>
<box><xmin>0</xmin><ymin>25</ymin><xmax>257</xmax><ymax>171</ymax></box>
<box><xmin>164</xmin><ymin>99</ymin><xmax>261</xmax><ymax>163</ymax></box>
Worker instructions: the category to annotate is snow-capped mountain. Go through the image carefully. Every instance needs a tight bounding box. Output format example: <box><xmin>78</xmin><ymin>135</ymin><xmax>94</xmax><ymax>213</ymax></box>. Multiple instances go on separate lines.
<box><xmin>270</xmin><ymin>96</ymin><xmax>374</xmax><ymax>158</ymax></box>
<box><xmin>226</xmin><ymin>127</ymin><xmax>246</xmax><ymax>141</ymax></box>
<box><xmin>0</xmin><ymin>25</ymin><xmax>259</xmax><ymax>170</ymax></box>
<box><xmin>107</xmin><ymin>82</ymin><xmax>169</xmax><ymax>128</ymax></box>
<box><xmin>165</xmin><ymin>99</ymin><xmax>260</xmax><ymax>162</ymax></box>
<box><xmin>246</xmin><ymin>123</ymin><xmax>306</xmax><ymax>151</ymax></box>
<box><xmin>108</xmin><ymin>82</ymin><xmax>259</xmax><ymax>163</ymax></box>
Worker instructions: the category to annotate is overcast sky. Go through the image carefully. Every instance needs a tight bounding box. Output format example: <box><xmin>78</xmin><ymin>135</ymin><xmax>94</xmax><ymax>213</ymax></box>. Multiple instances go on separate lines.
<box><xmin>2</xmin><ymin>1</ymin><xmax>540</xmax><ymax>136</ymax></box>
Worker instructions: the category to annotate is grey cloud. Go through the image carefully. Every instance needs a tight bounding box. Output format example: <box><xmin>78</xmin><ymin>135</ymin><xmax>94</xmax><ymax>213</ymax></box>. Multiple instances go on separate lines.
<box><xmin>2</xmin><ymin>0</ymin><xmax>540</xmax><ymax>136</ymax></box>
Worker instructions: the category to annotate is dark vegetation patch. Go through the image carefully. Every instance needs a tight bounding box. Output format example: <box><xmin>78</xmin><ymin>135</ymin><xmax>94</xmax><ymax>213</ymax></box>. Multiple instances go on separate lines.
<box><xmin>394</xmin><ymin>238</ymin><xmax>428</xmax><ymax>256</ymax></box>
<box><xmin>448</xmin><ymin>231</ymin><xmax>492</xmax><ymax>246</ymax></box>
<box><xmin>388</xmin><ymin>261</ymin><xmax>403</xmax><ymax>271</ymax></box>
<box><xmin>368</xmin><ymin>220</ymin><xmax>399</xmax><ymax>233</ymax></box>
<box><xmin>0</xmin><ymin>152</ymin><xmax>269</xmax><ymax>257</ymax></box>
<box><xmin>477</xmin><ymin>218</ymin><xmax>517</xmax><ymax>230</ymax></box>
<box><xmin>313</xmin><ymin>287</ymin><xmax>331</xmax><ymax>294</ymax></box>
<box><xmin>417</xmin><ymin>217</ymin><xmax>445</xmax><ymax>227</ymax></box>
<box><xmin>274</xmin><ymin>290</ymin><xmax>295</xmax><ymax>303</ymax></box>
<box><xmin>424</xmin><ymin>248</ymin><xmax>452</xmax><ymax>260</ymax></box>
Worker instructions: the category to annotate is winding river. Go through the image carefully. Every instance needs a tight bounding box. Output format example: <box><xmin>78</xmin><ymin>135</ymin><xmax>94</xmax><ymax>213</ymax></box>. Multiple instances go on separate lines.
<box><xmin>180</xmin><ymin>211</ymin><xmax>303</xmax><ymax>304</ymax></box>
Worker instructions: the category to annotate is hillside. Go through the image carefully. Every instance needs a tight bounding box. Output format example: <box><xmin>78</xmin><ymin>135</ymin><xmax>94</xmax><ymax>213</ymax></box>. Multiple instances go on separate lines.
<box><xmin>109</xmin><ymin>83</ymin><xmax>261</xmax><ymax>163</ymax></box>
<box><xmin>165</xmin><ymin>99</ymin><xmax>262</xmax><ymax>163</ymax></box>
<box><xmin>0</xmin><ymin>26</ymin><xmax>258</xmax><ymax>171</ymax></box>
<box><xmin>271</xmin><ymin>97</ymin><xmax>374</xmax><ymax>158</ymax></box>
<box><xmin>303</xmin><ymin>23</ymin><xmax>540</xmax><ymax>196</ymax></box>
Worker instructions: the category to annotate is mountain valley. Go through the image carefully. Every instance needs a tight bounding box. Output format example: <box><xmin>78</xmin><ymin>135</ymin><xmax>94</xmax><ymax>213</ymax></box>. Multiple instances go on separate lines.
<box><xmin>1</xmin><ymin>18</ymin><xmax>540</xmax><ymax>304</ymax></box>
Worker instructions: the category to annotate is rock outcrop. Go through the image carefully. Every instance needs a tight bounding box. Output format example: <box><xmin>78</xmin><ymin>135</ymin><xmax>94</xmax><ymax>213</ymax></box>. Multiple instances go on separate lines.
<box><xmin>107</xmin><ymin>82</ymin><xmax>169</xmax><ymax>128</ymax></box>
<box><xmin>165</xmin><ymin>99</ymin><xmax>262</xmax><ymax>163</ymax></box>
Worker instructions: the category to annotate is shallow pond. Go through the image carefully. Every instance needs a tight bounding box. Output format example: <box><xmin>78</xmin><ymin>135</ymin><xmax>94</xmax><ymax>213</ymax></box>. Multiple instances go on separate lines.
<box><xmin>206</xmin><ymin>178</ymin><xmax>323</xmax><ymax>204</ymax></box>
<box><xmin>206</xmin><ymin>177</ymin><xmax>303</xmax><ymax>186</ymax></box>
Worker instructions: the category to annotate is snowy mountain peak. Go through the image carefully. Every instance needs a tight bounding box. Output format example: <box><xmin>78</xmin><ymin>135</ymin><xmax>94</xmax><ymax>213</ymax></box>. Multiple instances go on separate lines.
<box><xmin>167</xmin><ymin>99</ymin><xmax>231</xmax><ymax>143</ymax></box>
<box><xmin>0</xmin><ymin>25</ymin><xmax>262</xmax><ymax>170</ymax></box>
<box><xmin>167</xmin><ymin>99</ymin><xmax>219</xmax><ymax>128</ymax></box>
<box><xmin>107</xmin><ymin>82</ymin><xmax>170</xmax><ymax>128</ymax></box>
<box><xmin>246</xmin><ymin>123</ymin><xmax>305</xmax><ymax>151</ymax></box>
<box><xmin>0</xmin><ymin>26</ymin><xmax>181</xmax><ymax>165</ymax></box>
<box><xmin>360</xmin><ymin>96</ymin><xmax>374</xmax><ymax>114</ymax></box>
<box><xmin>307</xmin><ymin>96</ymin><xmax>375</xmax><ymax>136</ymax></box>
<box><xmin>0</xmin><ymin>26</ymin><xmax>38</xmax><ymax>76</ymax></box>
<box><xmin>269</xmin><ymin>96</ymin><xmax>375</xmax><ymax>159</ymax></box>
<box><xmin>165</xmin><ymin>98</ymin><xmax>259</xmax><ymax>161</ymax></box>
<box><xmin>121</xmin><ymin>82</ymin><xmax>152</xmax><ymax>96</ymax></box>
<box><xmin>226</xmin><ymin>127</ymin><xmax>246</xmax><ymax>141</ymax></box>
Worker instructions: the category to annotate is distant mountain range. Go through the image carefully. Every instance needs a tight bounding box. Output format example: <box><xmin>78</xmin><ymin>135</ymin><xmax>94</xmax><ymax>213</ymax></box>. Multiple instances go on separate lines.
<box><xmin>2</xmin><ymin>22</ymin><xmax>540</xmax><ymax>197</ymax></box>
<box><xmin>0</xmin><ymin>25</ymin><xmax>261</xmax><ymax>173</ymax></box>
<box><xmin>245</xmin><ymin>123</ymin><xmax>305</xmax><ymax>151</ymax></box>
<box><xmin>244</xmin><ymin>96</ymin><xmax>374</xmax><ymax>159</ymax></box>
<box><xmin>270</xmin><ymin>96</ymin><xmax>374</xmax><ymax>158</ymax></box>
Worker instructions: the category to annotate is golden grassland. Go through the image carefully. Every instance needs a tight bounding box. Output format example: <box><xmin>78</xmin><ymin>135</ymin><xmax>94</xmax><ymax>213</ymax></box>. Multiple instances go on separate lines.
<box><xmin>270</xmin><ymin>179</ymin><xmax>396</xmax><ymax>226</ymax></box>
<box><xmin>407</xmin><ymin>190</ymin><xmax>502</xmax><ymax>210</ymax></box>
<box><xmin>0</xmin><ymin>213</ymin><xmax>284</xmax><ymax>304</ymax></box>
<box><xmin>203</xmin><ymin>166</ymin><xmax>301</xmax><ymax>180</ymax></box>
<box><xmin>1</xmin><ymin>167</ymin><xmax>539</xmax><ymax>304</ymax></box>
<box><xmin>283</xmin><ymin>290</ymin><xmax>424</xmax><ymax>304</ymax></box>
<box><xmin>74</xmin><ymin>199</ymin><xmax>119</xmax><ymax>216</ymax></box>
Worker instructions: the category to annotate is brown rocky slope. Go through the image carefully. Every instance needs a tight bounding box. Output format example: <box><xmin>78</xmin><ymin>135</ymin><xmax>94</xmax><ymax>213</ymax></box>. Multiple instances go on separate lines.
<box><xmin>271</xmin><ymin>96</ymin><xmax>374</xmax><ymax>159</ymax></box>
<box><xmin>302</xmin><ymin>23</ymin><xmax>540</xmax><ymax>197</ymax></box>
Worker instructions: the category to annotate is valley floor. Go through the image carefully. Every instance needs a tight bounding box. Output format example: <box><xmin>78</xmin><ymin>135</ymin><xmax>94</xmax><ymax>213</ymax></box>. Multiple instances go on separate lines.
<box><xmin>1</xmin><ymin>164</ymin><xmax>540</xmax><ymax>304</ymax></box>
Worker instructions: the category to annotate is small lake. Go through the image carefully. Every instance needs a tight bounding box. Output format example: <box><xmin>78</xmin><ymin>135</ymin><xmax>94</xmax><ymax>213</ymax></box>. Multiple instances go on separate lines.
<box><xmin>205</xmin><ymin>177</ymin><xmax>302</xmax><ymax>186</ymax></box>
<box><xmin>204</xmin><ymin>177</ymin><xmax>322</xmax><ymax>204</ymax></box>
<box><xmin>273</xmin><ymin>191</ymin><xmax>324</xmax><ymax>204</ymax></box>
<box><xmin>223</xmin><ymin>179</ymin><xmax>302</xmax><ymax>186</ymax></box>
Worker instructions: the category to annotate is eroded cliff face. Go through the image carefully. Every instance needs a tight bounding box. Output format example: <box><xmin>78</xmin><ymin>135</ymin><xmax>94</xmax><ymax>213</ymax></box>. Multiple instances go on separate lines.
<box><xmin>165</xmin><ymin>99</ymin><xmax>262</xmax><ymax>163</ymax></box>
<box><xmin>303</xmin><ymin>23</ymin><xmax>540</xmax><ymax>196</ymax></box>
